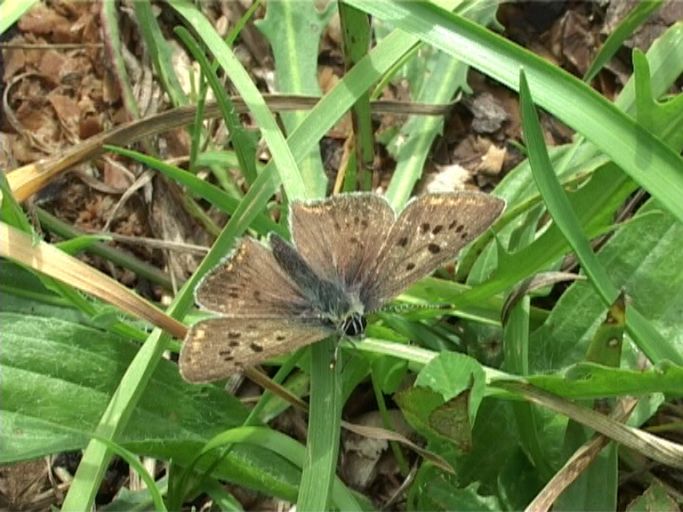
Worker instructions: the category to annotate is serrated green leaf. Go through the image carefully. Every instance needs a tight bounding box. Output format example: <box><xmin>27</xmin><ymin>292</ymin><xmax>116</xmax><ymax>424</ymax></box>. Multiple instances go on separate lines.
<box><xmin>255</xmin><ymin>0</ymin><xmax>331</xmax><ymax>197</ymax></box>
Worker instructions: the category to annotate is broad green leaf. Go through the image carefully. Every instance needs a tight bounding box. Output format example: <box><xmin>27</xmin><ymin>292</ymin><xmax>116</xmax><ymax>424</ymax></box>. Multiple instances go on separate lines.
<box><xmin>0</xmin><ymin>305</ymin><xmax>310</xmax><ymax>500</ymax></box>
<box><xmin>415</xmin><ymin>352</ymin><xmax>486</xmax><ymax>427</ymax></box>
<box><xmin>529</xmin><ymin>201</ymin><xmax>683</xmax><ymax>370</ymax></box>
<box><xmin>626</xmin><ymin>481</ymin><xmax>680</xmax><ymax>511</ymax></box>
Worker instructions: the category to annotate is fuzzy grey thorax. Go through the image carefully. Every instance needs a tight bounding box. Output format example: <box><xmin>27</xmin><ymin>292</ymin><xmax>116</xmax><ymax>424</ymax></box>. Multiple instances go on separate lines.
<box><xmin>270</xmin><ymin>233</ymin><xmax>366</xmax><ymax>332</ymax></box>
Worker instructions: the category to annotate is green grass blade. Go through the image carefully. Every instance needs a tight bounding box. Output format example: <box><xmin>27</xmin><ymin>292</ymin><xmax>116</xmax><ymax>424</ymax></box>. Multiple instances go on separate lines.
<box><xmin>104</xmin><ymin>145</ymin><xmax>284</xmax><ymax>237</ymax></box>
<box><xmin>518</xmin><ymin>70</ymin><xmax>682</xmax><ymax>365</ymax></box>
<box><xmin>0</xmin><ymin>0</ymin><xmax>38</xmax><ymax>36</ymax></box>
<box><xmin>583</xmin><ymin>1</ymin><xmax>663</xmax><ymax>83</ymax></box>
<box><xmin>198</xmin><ymin>426</ymin><xmax>361</xmax><ymax>510</ymax></box>
<box><xmin>175</xmin><ymin>26</ymin><xmax>259</xmax><ymax>186</ymax></box>
<box><xmin>384</xmin><ymin>0</ymin><xmax>496</xmax><ymax>209</ymax></box>
<box><xmin>339</xmin><ymin>2</ymin><xmax>374</xmax><ymax>190</ymax></box>
<box><xmin>89</xmin><ymin>434</ymin><xmax>168</xmax><ymax>511</ymax></box>
<box><xmin>132</xmin><ymin>1</ymin><xmax>188</xmax><ymax>107</ymax></box>
<box><xmin>170</xmin><ymin>0</ymin><xmax>308</xmax><ymax>201</ymax></box>
<box><xmin>36</xmin><ymin>207</ymin><xmax>173</xmax><ymax>290</ymax></box>
<box><xmin>297</xmin><ymin>342</ymin><xmax>344</xmax><ymax>510</ymax></box>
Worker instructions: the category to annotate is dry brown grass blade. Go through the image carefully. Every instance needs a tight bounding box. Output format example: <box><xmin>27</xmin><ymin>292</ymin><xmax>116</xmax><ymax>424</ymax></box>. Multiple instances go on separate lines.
<box><xmin>0</xmin><ymin>221</ymin><xmax>186</xmax><ymax>339</ymax></box>
<box><xmin>525</xmin><ymin>397</ymin><xmax>638</xmax><ymax>512</ymax></box>
<box><xmin>341</xmin><ymin>421</ymin><xmax>455</xmax><ymax>474</ymax></box>
<box><xmin>498</xmin><ymin>381</ymin><xmax>683</xmax><ymax>470</ymax></box>
<box><xmin>6</xmin><ymin>96</ymin><xmax>450</xmax><ymax>202</ymax></box>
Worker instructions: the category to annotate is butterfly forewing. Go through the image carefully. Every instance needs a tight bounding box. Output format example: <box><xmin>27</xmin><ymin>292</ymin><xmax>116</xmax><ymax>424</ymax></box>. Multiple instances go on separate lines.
<box><xmin>180</xmin><ymin>317</ymin><xmax>333</xmax><ymax>383</ymax></box>
<box><xmin>362</xmin><ymin>192</ymin><xmax>505</xmax><ymax>310</ymax></box>
<box><xmin>289</xmin><ymin>193</ymin><xmax>395</xmax><ymax>290</ymax></box>
<box><xmin>195</xmin><ymin>237</ymin><xmax>311</xmax><ymax>318</ymax></box>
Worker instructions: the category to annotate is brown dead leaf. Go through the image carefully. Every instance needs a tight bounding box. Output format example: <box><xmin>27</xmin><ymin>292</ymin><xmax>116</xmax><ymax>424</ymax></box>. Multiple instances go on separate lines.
<box><xmin>48</xmin><ymin>93</ymin><xmax>81</xmax><ymax>134</ymax></box>
<box><xmin>2</xmin><ymin>48</ymin><xmax>26</xmax><ymax>81</ymax></box>
<box><xmin>18</xmin><ymin>4</ymin><xmax>70</xmax><ymax>38</ymax></box>
<box><xmin>549</xmin><ymin>10</ymin><xmax>596</xmax><ymax>75</ymax></box>
<box><xmin>318</xmin><ymin>65</ymin><xmax>340</xmax><ymax>95</ymax></box>
<box><xmin>477</xmin><ymin>142</ymin><xmax>506</xmax><ymax>176</ymax></box>
<box><xmin>79</xmin><ymin>114</ymin><xmax>103</xmax><ymax>139</ymax></box>
<box><xmin>37</xmin><ymin>50</ymin><xmax>66</xmax><ymax>85</ymax></box>
<box><xmin>15</xmin><ymin>100</ymin><xmax>58</xmax><ymax>140</ymax></box>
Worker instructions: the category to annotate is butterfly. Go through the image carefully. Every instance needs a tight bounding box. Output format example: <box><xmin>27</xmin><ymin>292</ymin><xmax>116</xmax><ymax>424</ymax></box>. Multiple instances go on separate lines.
<box><xmin>179</xmin><ymin>192</ymin><xmax>504</xmax><ymax>383</ymax></box>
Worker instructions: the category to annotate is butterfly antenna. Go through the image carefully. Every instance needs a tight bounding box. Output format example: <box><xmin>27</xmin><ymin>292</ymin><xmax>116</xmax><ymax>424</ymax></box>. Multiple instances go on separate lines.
<box><xmin>379</xmin><ymin>302</ymin><xmax>452</xmax><ymax>314</ymax></box>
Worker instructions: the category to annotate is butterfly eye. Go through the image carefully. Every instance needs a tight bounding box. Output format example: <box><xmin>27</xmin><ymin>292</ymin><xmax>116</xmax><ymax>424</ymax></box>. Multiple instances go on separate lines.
<box><xmin>341</xmin><ymin>313</ymin><xmax>366</xmax><ymax>337</ymax></box>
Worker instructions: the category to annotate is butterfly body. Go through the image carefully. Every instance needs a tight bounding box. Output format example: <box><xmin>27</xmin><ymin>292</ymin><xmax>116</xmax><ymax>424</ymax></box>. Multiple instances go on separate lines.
<box><xmin>180</xmin><ymin>192</ymin><xmax>504</xmax><ymax>383</ymax></box>
<box><xmin>270</xmin><ymin>233</ymin><xmax>365</xmax><ymax>331</ymax></box>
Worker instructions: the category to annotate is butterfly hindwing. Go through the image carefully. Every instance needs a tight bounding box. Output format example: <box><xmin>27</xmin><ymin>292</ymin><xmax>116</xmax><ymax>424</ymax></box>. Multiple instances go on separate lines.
<box><xmin>362</xmin><ymin>192</ymin><xmax>505</xmax><ymax>310</ymax></box>
<box><xmin>289</xmin><ymin>193</ymin><xmax>395</xmax><ymax>290</ymax></box>
<box><xmin>180</xmin><ymin>317</ymin><xmax>333</xmax><ymax>383</ymax></box>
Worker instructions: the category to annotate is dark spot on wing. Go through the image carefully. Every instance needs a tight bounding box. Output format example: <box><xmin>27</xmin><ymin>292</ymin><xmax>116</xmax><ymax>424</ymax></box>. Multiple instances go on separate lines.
<box><xmin>218</xmin><ymin>350</ymin><xmax>231</xmax><ymax>356</ymax></box>
<box><xmin>455</xmin><ymin>225</ymin><xmax>465</xmax><ymax>233</ymax></box>
<box><xmin>276</xmin><ymin>335</ymin><xmax>286</xmax><ymax>341</ymax></box>
<box><xmin>420</xmin><ymin>222</ymin><xmax>430</xmax><ymax>233</ymax></box>
<box><xmin>397</xmin><ymin>236</ymin><xmax>409</xmax><ymax>247</ymax></box>
<box><xmin>460</xmin><ymin>231</ymin><xmax>469</xmax><ymax>239</ymax></box>
<box><xmin>427</xmin><ymin>243</ymin><xmax>441</xmax><ymax>254</ymax></box>
<box><xmin>353</xmin><ymin>216</ymin><xmax>360</xmax><ymax>224</ymax></box>
<box><xmin>228</xmin><ymin>331</ymin><xmax>241</xmax><ymax>339</ymax></box>
<box><xmin>223</xmin><ymin>355</ymin><xmax>234</xmax><ymax>361</ymax></box>
<box><xmin>334</xmin><ymin>221</ymin><xmax>341</xmax><ymax>231</ymax></box>
<box><xmin>247</xmin><ymin>324</ymin><xmax>257</xmax><ymax>330</ymax></box>
<box><xmin>229</xmin><ymin>340</ymin><xmax>239</xmax><ymax>347</ymax></box>
<box><xmin>406</xmin><ymin>262</ymin><xmax>416</xmax><ymax>271</ymax></box>
<box><xmin>250</xmin><ymin>343</ymin><xmax>264</xmax><ymax>353</ymax></box>
<box><xmin>253</xmin><ymin>290</ymin><xmax>262</xmax><ymax>302</ymax></box>
<box><xmin>229</xmin><ymin>292</ymin><xmax>239</xmax><ymax>299</ymax></box>
<box><xmin>360</xmin><ymin>219</ymin><xmax>368</xmax><ymax>229</ymax></box>
<box><xmin>432</xmin><ymin>225</ymin><xmax>444</xmax><ymax>234</ymax></box>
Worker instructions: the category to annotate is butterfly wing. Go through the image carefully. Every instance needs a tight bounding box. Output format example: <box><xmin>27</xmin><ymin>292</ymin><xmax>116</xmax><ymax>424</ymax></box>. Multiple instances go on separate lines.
<box><xmin>180</xmin><ymin>317</ymin><xmax>332</xmax><ymax>382</ymax></box>
<box><xmin>288</xmin><ymin>193</ymin><xmax>396</xmax><ymax>290</ymax></box>
<box><xmin>195</xmin><ymin>237</ymin><xmax>312</xmax><ymax>317</ymax></box>
<box><xmin>362</xmin><ymin>192</ymin><xmax>505</xmax><ymax>311</ymax></box>
<box><xmin>181</xmin><ymin>237</ymin><xmax>327</xmax><ymax>383</ymax></box>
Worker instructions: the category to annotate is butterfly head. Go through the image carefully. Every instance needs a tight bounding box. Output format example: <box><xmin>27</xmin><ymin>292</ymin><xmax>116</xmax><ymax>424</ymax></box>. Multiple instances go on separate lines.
<box><xmin>319</xmin><ymin>290</ymin><xmax>366</xmax><ymax>337</ymax></box>
<box><xmin>339</xmin><ymin>312</ymin><xmax>366</xmax><ymax>337</ymax></box>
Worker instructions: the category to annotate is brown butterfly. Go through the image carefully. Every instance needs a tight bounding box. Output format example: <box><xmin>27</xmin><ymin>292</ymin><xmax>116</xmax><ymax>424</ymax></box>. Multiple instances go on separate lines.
<box><xmin>180</xmin><ymin>192</ymin><xmax>504</xmax><ymax>383</ymax></box>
